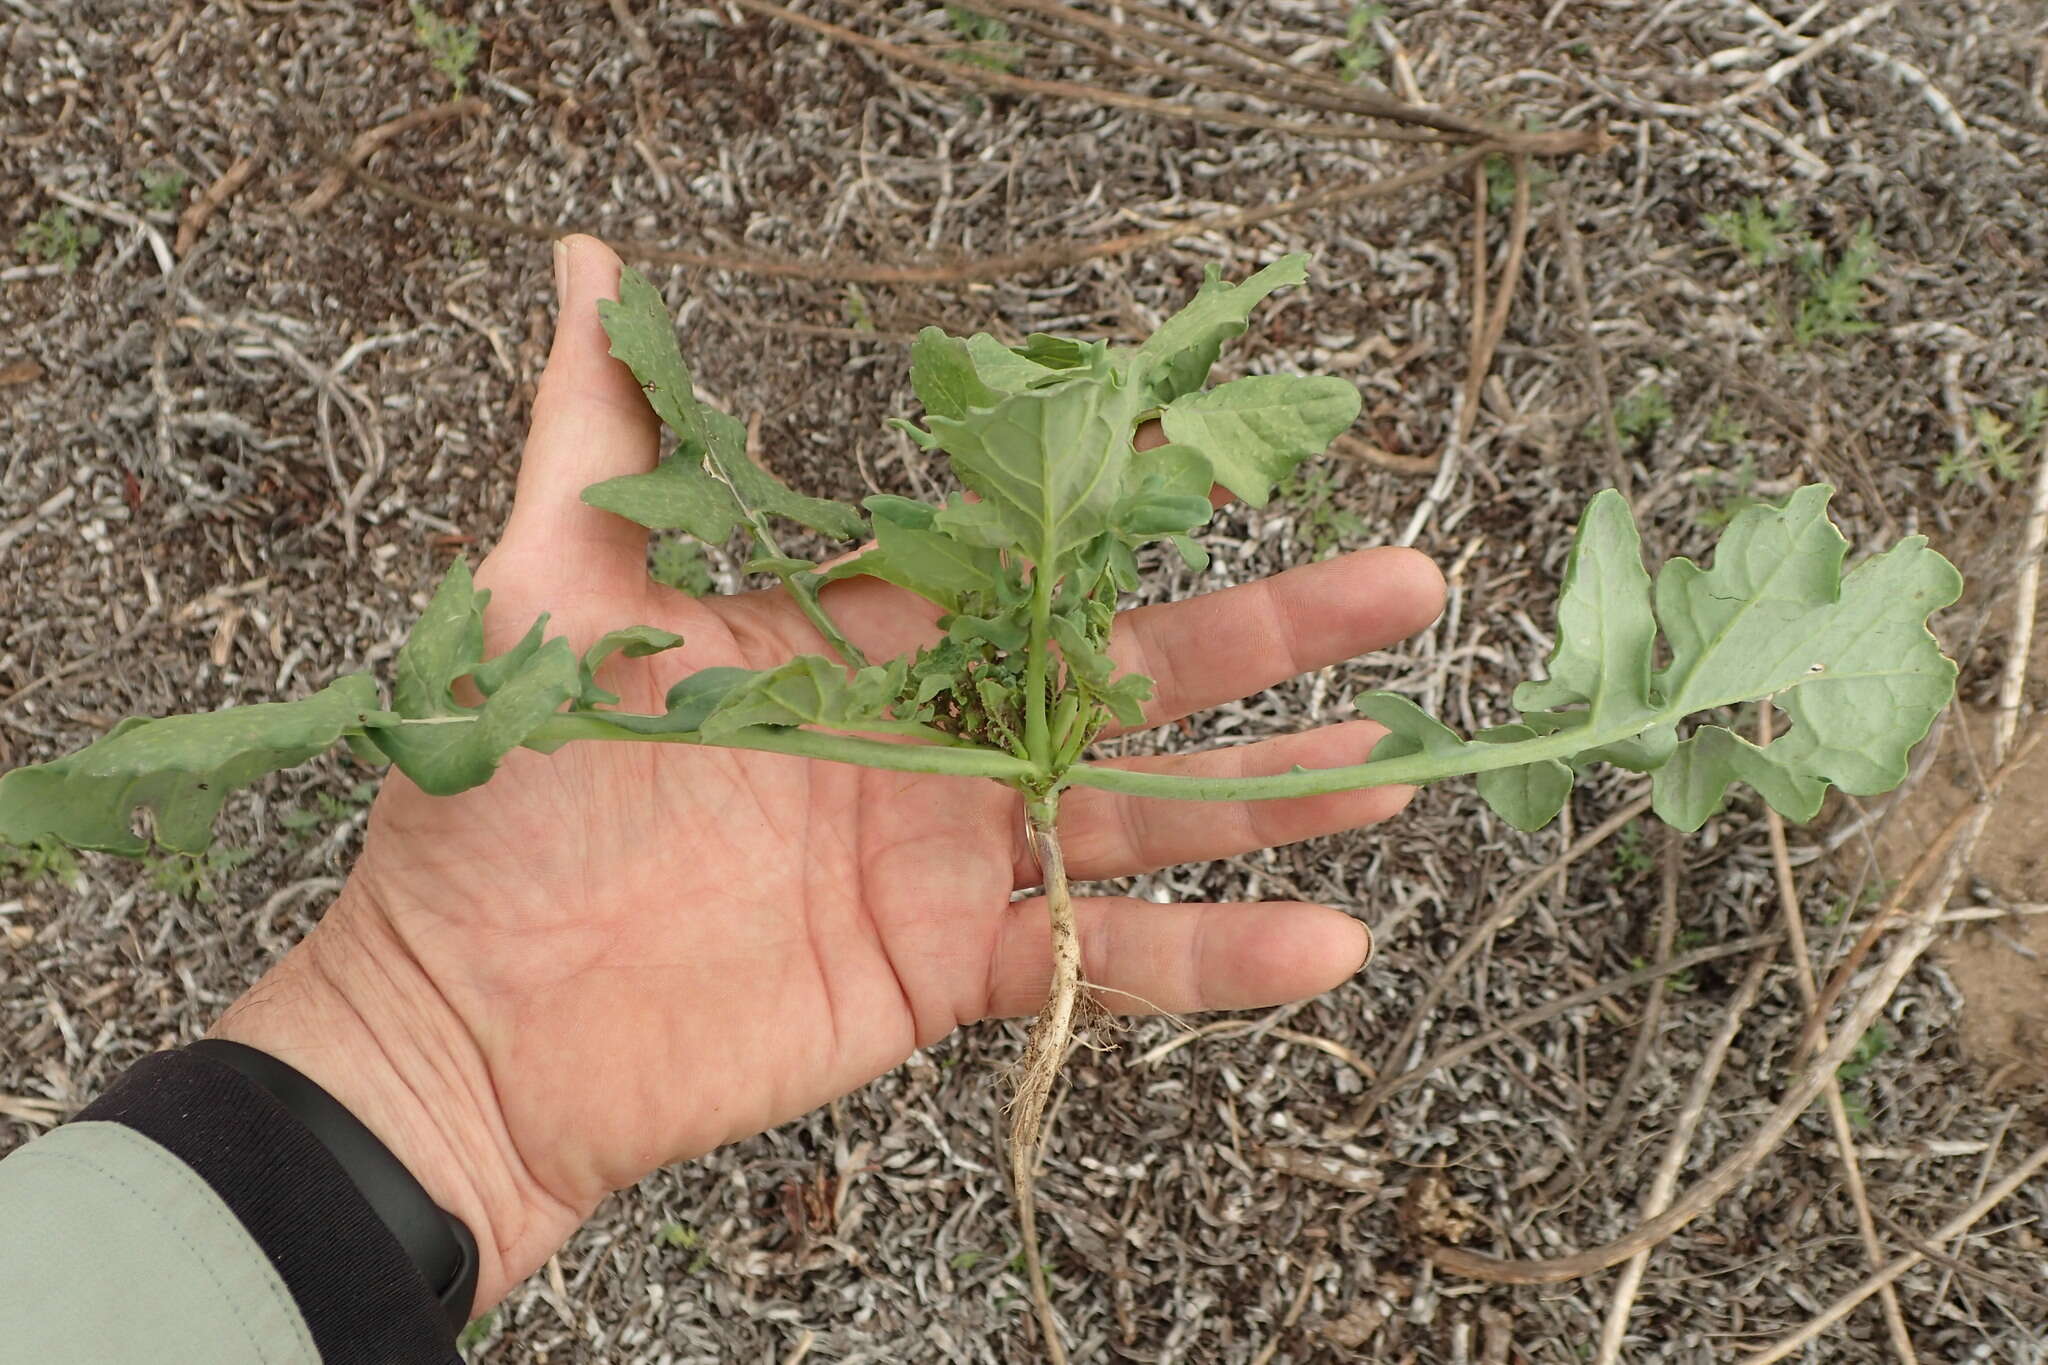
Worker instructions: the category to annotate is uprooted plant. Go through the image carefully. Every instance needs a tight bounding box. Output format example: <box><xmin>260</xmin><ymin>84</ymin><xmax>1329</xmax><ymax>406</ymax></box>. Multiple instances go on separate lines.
<box><xmin>0</xmin><ymin>256</ymin><xmax>1961</xmax><ymax>1359</ymax></box>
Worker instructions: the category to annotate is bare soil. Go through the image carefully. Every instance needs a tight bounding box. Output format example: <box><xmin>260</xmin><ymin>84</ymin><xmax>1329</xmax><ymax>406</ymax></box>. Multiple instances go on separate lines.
<box><xmin>5</xmin><ymin>1</ymin><xmax>2048</xmax><ymax>1362</ymax></box>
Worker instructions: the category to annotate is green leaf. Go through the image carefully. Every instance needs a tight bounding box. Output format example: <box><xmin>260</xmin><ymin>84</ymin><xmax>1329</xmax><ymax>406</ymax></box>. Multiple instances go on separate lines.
<box><xmin>1094</xmin><ymin>674</ymin><xmax>1153</xmax><ymax>728</ymax></box>
<box><xmin>0</xmin><ymin>675</ymin><xmax>385</xmax><ymax>855</ymax></box>
<box><xmin>368</xmin><ymin>560</ymin><xmax>581</xmax><ymax>794</ymax></box>
<box><xmin>1512</xmin><ymin>490</ymin><xmax>1659</xmax><ymax>728</ymax></box>
<box><xmin>1049</xmin><ymin>614</ymin><xmax>1113</xmax><ymax>688</ymax></box>
<box><xmin>1357</xmin><ymin>692</ymin><xmax>1465</xmax><ymax>761</ymax></box>
<box><xmin>593</xmin><ymin>268</ymin><xmax>866</xmax><ymax>542</ymax></box>
<box><xmin>1158</xmin><ymin>374</ymin><xmax>1361</xmax><ymax>507</ymax></box>
<box><xmin>1133</xmin><ymin>255</ymin><xmax>1310</xmax><ymax>405</ymax></box>
<box><xmin>472</xmin><ymin>614</ymin><xmax>549</xmax><ymax>698</ymax></box>
<box><xmin>820</xmin><ymin>494</ymin><xmax>1006</xmax><ymax>613</ymax></box>
<box><xmin>577</xmin><ymin>626</ymin><xmax>685</xmax><ymax>708</ymax></box>
<box><xmin>925</xmin><ymin>355</ymin><xmax>1147</xmax><ymax>568</ymax></box>
<box><xmin>582</xmin><ymin>448</ymin><xmax>744</xmax><ymax>542</ymax></box>
<box><xmin>1333</xmin><ymin>485</ymin><xmax>1959</xmax><ymax>832</ymax></box>
<box><xmin>1652</xmin><ymin>723</ymin><xmax>1827</xmax><ymax>831</ymax></box>
<box><xmin>909</xmin><ymin>327</ymin><xmax>1001</xmax><ymax>422</ymax></box>
<box><xmin>698</xmin><ymin>655</ymin><xmax>913</xmax><ymax>739</ymax></box>
<box><xmin>965</xmin><ymin>334</ymin><xmax>1070</xmax><ymax>393</ymax></box>
<box><xmin>1472</xmin><ymin>724</ymin><xmax>1573</xmax><ymax>831</ymax></box>
<box><xmin>1113</xmin><ymin>442</ymin><xmax>1214</xmax><ymax>538</ymax></box>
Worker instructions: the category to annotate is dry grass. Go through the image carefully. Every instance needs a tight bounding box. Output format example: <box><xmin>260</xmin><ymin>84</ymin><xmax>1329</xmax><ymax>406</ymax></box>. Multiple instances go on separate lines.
<box><xmin>4</xmin><ymin>1</ymin><xmax>2048</xmax><ymax>1360</ymax></box>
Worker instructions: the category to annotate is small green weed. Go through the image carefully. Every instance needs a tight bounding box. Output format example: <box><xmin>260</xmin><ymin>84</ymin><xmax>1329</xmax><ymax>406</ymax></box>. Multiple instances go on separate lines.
<box><xmin>656</xmin><ymin>1221</ymin><xmax>711</xmax><ymax>1271</ymax></box>
<box><xmin>1836</xmin><ymin>1023</ymin><xmax>1894</xmax><ymax>1086</ymax></box>
<box><xmin>1335</xmin><ymin>4</ymin><xmax>1388</xmax><ymax>83</ymax></box>
<box><xmin>280</xmin><ymin>781</ymin><xmax>379</xmax><ymax>839</ymax></box>
<box><xmin>1483</xmin><ymin>134</ymin><xmax>1558</xmax><ymax>214</ymax></box>
<box><xmin>950</xmin><ymin>1249</ymin><xmax>987</xmax><ymax>1271</ymax></box>
<box><xmin>942</xmin><ymin>5</ymin><xmax>1022</xmax><ymax>72</ymax></box>
<box><xmin>1279</xmin><ymin>464</ymin><xmax>1364</xmax><ymax>560</ymax></box>
<box><xmin>0</xmin><ymin>837</ymin><xmax>82</xmax><ymax>888</ymax></box>
<box><xmin>146</xmin><ymin>846</ymin><xmax>255</xmax><ymax>903</ymax></box>
<box><xmin>1835</xmin><ymin>1022</ymin><xmax>1893</xmax><ymax>1130</ymax></box>
<box><xmin>137</xmin><ymin>167</ymin><xmax>189</xmax><ymax>214</ymax></box>
<box><xmin>1707</xmin><ymin>197</ymin><xmax>1799</xmax><ymax>268</ymax></box>
<box><xmin>1607</xmin><ymin>823</ymin><xmax>1654</xmax><ymax>882</ymax></box>
<box><xmin>456</xmin><ymin>1310</ymin><xmax>496</xmax><ymax>1352</ymax></box>
<box><xmin>14</xmin><ymin>207</ymin><xmax>101</xmax><ymax>274</ymax></box>
<box><xmin>651</xmin><ymin>539</ymin><xmax>716</xmax><ymax>596</ymax></box>
<box><xmin>1792</xmin><ymin>222</ymin><xmax>1880</xmax><ymax>347</ymax></box>
<box><xmin>1594</xmin><ymin>381</ymin><xmax>1674</xmax><ymax>445</ymax></box>
<box><xmin>1938</xmin><ymin>389</ymin><xmax>2047</xmax><ymax>489</ymax></box>
<box><xmin>1640</xmin><ymin>928</ymin><xmax>1711</xmax><ymax>995</ymax></box>
<box><xmin>842</xmin><ymin>283</ymin><xmax>876</xmax><ymax>334</ymax></box>
<box><xmin>410</xmin><ymin>1</ymin><xmax>481</xmax><ymax>92</ymax></box>
<box><xmin>1705</xmin><ymin>403</ymin><xmax>1748</xmax><ymax>447</ymax></box>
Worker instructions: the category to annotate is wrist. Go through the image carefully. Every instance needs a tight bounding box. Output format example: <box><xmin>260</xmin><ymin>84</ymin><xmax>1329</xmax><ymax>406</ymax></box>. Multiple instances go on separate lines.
<box><xmin>209</xmin><ymin>882</ymin><xmax>559</xmax><ymax>1312</ymax></box>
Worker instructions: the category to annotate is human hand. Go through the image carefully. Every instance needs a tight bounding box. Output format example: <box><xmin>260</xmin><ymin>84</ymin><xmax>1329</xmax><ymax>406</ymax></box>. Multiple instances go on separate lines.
<box><xmin>213</xmin><ymin>236</ymin><xmax>1446</xmax><ymax>1313</ymax></box>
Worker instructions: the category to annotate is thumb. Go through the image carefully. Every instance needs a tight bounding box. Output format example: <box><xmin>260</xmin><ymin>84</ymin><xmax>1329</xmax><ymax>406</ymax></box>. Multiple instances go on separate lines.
<box><xmin>496</xmin><ymin>235</ymin><xmax>661</xmax><ymax>586</ymax></box>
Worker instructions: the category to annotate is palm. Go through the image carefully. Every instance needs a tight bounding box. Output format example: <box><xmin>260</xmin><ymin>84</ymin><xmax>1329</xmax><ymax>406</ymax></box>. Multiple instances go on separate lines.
<box><xmin>357</xmin><ymin>579</ymin><xmax>1032</xmax><ymax>1210</ymax></box>
<box><xmin>320</xmin><ymin>238</ymin><xmax>1444</xmax><ymax>1296</ymax></box>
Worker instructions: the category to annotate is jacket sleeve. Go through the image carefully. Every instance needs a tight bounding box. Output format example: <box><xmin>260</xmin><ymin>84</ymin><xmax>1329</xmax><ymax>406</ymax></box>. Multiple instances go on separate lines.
<box><xmin>0</xmin><ymin>1048</ymin><xmax>462</xmax><ymax>1365</ymax></box>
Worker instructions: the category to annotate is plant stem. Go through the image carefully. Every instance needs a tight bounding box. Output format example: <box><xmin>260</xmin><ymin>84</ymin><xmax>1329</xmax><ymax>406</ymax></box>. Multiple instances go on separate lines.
<box><xmin>1014</xmin><ymin>793</ymin><xmax>1076</xmax><ymax>1365</ymax></box>
<box><xmin>1065</xmin><ymin>712</ymin><xmax>1657</xmax><ymax>801</ymax></box>
<box><xmin>1021</xmin><ymin>568</ymin><xmax>1056</xmax><ymax>772</ymax></box>
<box><xmin>530</xmin><ymin>714</ymin><xmax>1039</xmax><ymax>781</ymax></box>
<box><xmin>782</xmin><ymin>567</ymin><xmax>869</xmax><ymax>670</ymax></box>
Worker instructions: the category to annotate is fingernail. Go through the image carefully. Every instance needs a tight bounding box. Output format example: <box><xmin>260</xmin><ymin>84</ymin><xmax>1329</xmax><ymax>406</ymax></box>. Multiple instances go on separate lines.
<box><xmin>552</xmin><ymin>238</ymin><xmax>570</xmax><ymax>305</ymax></box>
<box><xmin>1353</xmin><ymin>923</ymin><xmax>1375</xmax><ymax>975</ymax></box>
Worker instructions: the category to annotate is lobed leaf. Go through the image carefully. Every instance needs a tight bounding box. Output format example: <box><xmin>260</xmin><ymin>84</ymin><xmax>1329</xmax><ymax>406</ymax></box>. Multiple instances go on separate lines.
<box><xmin>1356</xmin><ymin>486</ymin><xmax>1960</xmax><ymax>833</ymax></box>
<box><xmin>697</xmin><ymin>655</ymin><xmax>914</xmax><ymax>739</ymax></box>
<box><xmin>590</xmin><ymin>269</ymin><xmax>867</xmax><ymax>543</ymax></box>
<box><xmin>1157</xmin><ymin>374</ymin><xmax>1361</xmax><ymax>508</ymax></box>
<box><xmin>365</xmin><ymin>560</ymin><xmax>582</xmax><ymax>794</ymax></box>
<box><xmin>820</xmin><ymin>494</ymin><xmax>1008</xmax><ymax>614</ymax></box>
<box><xmin>924</xmin><ymin>350</ymin><xmax>1148</xmax><ymax>568</ymax></box>
<box><xmin>1133</xmin><ymin>255</ymin><xmax>1310</xmax><ymax>406</ymax></box>
<box><xmin>0</xmin><ymin>675</ymin><xmax>386</xmax><ymax>855</ymax></box>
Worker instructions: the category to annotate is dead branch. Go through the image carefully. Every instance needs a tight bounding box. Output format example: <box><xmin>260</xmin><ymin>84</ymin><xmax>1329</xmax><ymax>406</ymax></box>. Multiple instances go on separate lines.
<box><xmin>1556</xmin><ymin>828</ymin><xmax>1681</xmax><ymax>1205</ymax></box>
<box><xmin>1343</xmin><ymin>794</ymin><xmax>1653</xmax><ymax>1136</ymax></box>
<box><xmin>294</xmin><ymin>96</ymin><xmax>487</xmax><ymax>216</ymax></box>
<box><xmin>1738</xmin><ymin>1140</ymin><xmax>2048</xmax><ymax>1364</ymax></box>
<box><xmin>738</xmin><ymin>0</ymin><xmax>1601</xmax><ymax>154</ymax></box>
<box><xmin>1761</xmin><ymin>711</ymin><xmax>1919</xmax><ymax>1365</ymax></box>
<box><xmin>1797</xmin><ymin>723</ymin><xmax>2048</xmax><ymax>1059</ymax></box>
<box><xmin>339</xmin><ymin>143</ymin><xmax>1493</xmax><ymax>284</ymax></box>
<box><xmin>1360</xmin><ymin>930</ymin><xmax>1782</xmax><ymax>1117</ymax></box>
<box><xmin>1553</xmin><ymin>195</ymin><xmax>1629</xmax><ymax>498</ymax></box>
<box><xmin>980</xmin><ymin>0</ymin><xmax>1487</xmax><ymax>136</ymax></box>
<box><xmin>175</xmin><ymin>148</ymin><xmax>264</xmax><ymax>255</ymax></box>
<box><xmin>1425</xmin><ymin>717</ymin><xmax>2029</xmax><ymax>1285</ymax></box>
<box><xmin>1593</xmin><ymin>944</ymin><xmax>1775</xmax><ymax>1364</ymax></box>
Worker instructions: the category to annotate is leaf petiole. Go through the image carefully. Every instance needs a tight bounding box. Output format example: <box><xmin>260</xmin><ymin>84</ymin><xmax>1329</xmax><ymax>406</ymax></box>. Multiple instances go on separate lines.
<box><xmin>529</xmin><ymin>712</ymin><xmax>1041</xmax><ymax>782</ymax></box>
<box><xmin>1062</xmin><ymin>716</ymin><xmax>1619</xmax><ymax>803</ymax></box>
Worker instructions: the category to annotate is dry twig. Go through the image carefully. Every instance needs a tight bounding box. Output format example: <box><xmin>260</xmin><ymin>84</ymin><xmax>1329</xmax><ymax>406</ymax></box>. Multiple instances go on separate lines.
<box><xmin>175</xmin><ymin>148</ymin><xmax>264</xmax><ymax>255</ymax></box>
<box><xmin>1593</xmin><ymin>945</ymin><xmax>1775</xmax><ymax>1364</ymax></box>
<box><xmin>1738</xmin><ymin>1140</ymin><xmax>2048</xmax><ymax>1364</ymax></box>
<box><xmin>1425</xmin><ymin>718</ymin><xmax>2028</xmax><ymax>1288</ymax></box>
<box><xmin>1344</xmin><ymin>794</ymin><xmax>1652</xmax><ymax>1135</ymax></box>
<box><xmin>1760</xmin><ymin>710</ymin><xmax>1918</xmax><ymax>1365</ymax></box>
<box><xmin>294</xmin><ymin>96</ymin><xmax>487</xmax><ymax>216</ymax></box>
<box><xmin>340</xmin><ymin>144</ymin><xmax>1494</xmax><ymax>283</ymax></box>
<box><xmin>1361</xmin><ymin>930</ymin><xmax>1781</xmax><ymax>1116</ymax></box>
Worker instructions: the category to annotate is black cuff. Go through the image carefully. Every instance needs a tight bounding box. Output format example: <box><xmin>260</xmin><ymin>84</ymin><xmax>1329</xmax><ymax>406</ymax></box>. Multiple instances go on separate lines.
<box><xmin>77</xmin><ymin>1047</ymin><xmax>462</xmax><ymax>1365</ymax></box>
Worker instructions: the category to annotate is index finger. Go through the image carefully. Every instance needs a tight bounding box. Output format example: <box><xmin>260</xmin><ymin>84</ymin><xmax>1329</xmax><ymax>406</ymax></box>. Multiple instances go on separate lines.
<box><xmin>1102</xmin><ymin>546</ymin><xmax>1445</xmax><ymax>736</ymax></box>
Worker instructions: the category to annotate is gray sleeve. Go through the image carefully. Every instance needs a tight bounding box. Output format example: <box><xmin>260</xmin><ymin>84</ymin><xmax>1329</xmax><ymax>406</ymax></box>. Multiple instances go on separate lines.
<box><xmin>0</xmin><ymin>1121</ymin><xmax>319</xmax><ymax>1365</ymax></box>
